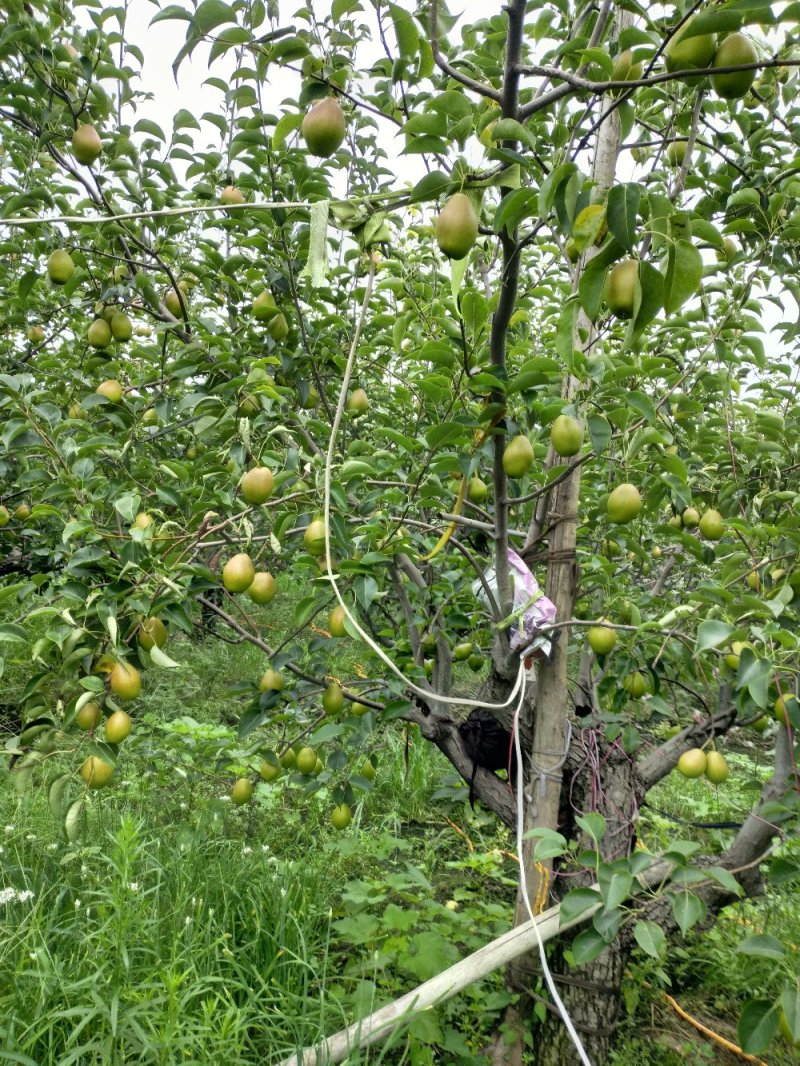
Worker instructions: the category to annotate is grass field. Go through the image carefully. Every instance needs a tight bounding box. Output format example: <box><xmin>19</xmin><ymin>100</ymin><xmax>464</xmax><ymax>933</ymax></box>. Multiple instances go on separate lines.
<box><xmin>1</xmin><ymin>602</ymin><xmax>798</xmax><ymax>1064</ymax></box>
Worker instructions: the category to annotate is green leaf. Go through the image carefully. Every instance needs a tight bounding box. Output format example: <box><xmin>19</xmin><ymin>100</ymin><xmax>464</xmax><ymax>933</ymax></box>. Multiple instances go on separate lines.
<box><xmin>633</xmin><ymin>919</ymin><xmax>666</xmax><ymax>958</ymax></box>
<box><xmin>587</xmin><ymin>414</ymin><xmax>611</xmax><ymax>453</ymax></box>
<box><xmin>606</xmin><ymin>183</ymin><xmax>641</xmax><ymax>252</ymax></box>
<box><xmin>663</xmin><ymin>240</ymin><xmax>703</xmax><ymax>313</ymax></box>
<box><xmin>630</xmin><ymin>259</ymin><xmax>664</xmax><ymax>337</ymax></box>
<box><xmin>389</xmin><ymin>3</ymin><xmax>419</xmax><ymax>57</ymax></box>
<box><xmin>0</xmin><ymin>623</ymin><xmax>27</xmax><ymax>643</ymax></box>
<box><xmin>576</xmin><ymin>812</ymin><xmax>606</xmax><ymax>843</ymax></box>
<box><xmin>272</xmin><ymin>112</ymin><xmax>303</xmax><ymax>149</ymax></box>
<box><xmin>65</xmin><ymin>798</ymin><xmax>85</xmax><ymax>842</ymax></box>
<box><xmin>736</xmin><ymin>934</ymin><xmax>785</xmax><ymax>960</ymax></box>
<box><xmin>559</xmin><ymin>887</ymin><xmax>602</xmax><ymax>926</ymax></box>
<box><xmin>490</xmin><ymin>118</ymin><xmax>535</xmax><ymax>149</ymax></box>
<box><xmin>150</xmin><ymin>644</ymin><xmax>180</xmax><ymax>668</ymax></box>
<box><xmin>460</xmin><ymin>291</ymin><xmax>488</xmax><ymax>335</ymax></box>
<box><xmin>738</xmin><ymin>650</ymin><xmax>771</xmax><ymax>708</ymax></box>
<box><xmin>670</xmin><ymin>891</ymin><xmax>705</xmax><ymax>937</ymax></box>
<box><xmin>193</xmin><ymin>0</ymin><xmax>236</xmax><ymax>35</ymax></box>
<box><xmin>737</xmin><ymin>1000</ymin><xmax>779</xmax><ymax>1055</ymax></box>
<box><xmin>696</xmin><ymin>620</ymin><xmax>733</xmax><ymax>654</ymax></box>
<box><xmin>150</xmin><ymin>4</ymin><xmax>193</xmax><ymax>25</ymax></box>
<box><xmin>48</xmin><ymin>773</ymin><xmax>71</xmax><ymax>819</ymax></box>
<box><xmin>570</xmin><ymin>927</ymin><xmax>608</xmax><ymax>965</ymax></box>
<box><xmin>598</xmin><ymin>869</ymin><xmax>633</xmax><ymax>911</ymax></box>
<box><xmin>780</xmin><ymin>987</ymin><xmax>800</xmax><ymax>1045</ymax></box>
<box><xmin>409</xmin><ymin>171</ymin><xmax>451</xmax><ymax>204</ymax></box>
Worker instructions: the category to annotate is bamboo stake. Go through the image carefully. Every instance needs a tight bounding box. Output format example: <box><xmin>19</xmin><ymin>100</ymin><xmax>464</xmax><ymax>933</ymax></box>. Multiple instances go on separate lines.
<box><xmin>278</xmin><ymin>860</ymin><xmax>670</xmax><ymax>1066</ymax></box>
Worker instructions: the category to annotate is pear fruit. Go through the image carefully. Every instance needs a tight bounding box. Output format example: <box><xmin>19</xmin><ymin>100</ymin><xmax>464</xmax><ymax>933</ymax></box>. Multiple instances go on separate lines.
<box><xmin>104</xmin><ymin>710</ymin><xmax>132</xmax><ymax>745</ymax></box>
<box><xmin>247</xmin><ymin>572</ymin><xmax>276</xmax><ymax>604</ymax></box>
<box><xmin>711</xmin><ymin>33</ymin><xmax>757</xmax><ymax>99</ymax></box>
<box><xmin>81</xmin><ymin>755</ymin><xmax>113</xmax><ymax>788</ymax></box>
<box><xmin>667</xmin><ymin>139</ymin><xmax>688</xmax><ymax>166</ymax></box>
<box><xmin>164</xmin><ymin>286</ymin><xmax>186</xmax><ymax>317</ymax></box>
<box><xmin>435</xmin><ymin>193</ymin><xmax>479</xmax><ymax>260</ymax></box>
<box><xmin>502</xmin><ymin>435</ymin><xmax>534</xmax><ymax>478</ymax></box>
<box><xmin>304</xmin><ymin>517</ymin><xmax>327</xmax><ymax>556</ymax></box>
<box><xmin>14</xmin><ymin>504</ymin><xmax>31</xmax><ymax>521</ymax></box>
<box><xmin>47</xmin><ymin>249</ymin><xmax>75</xmax><ymax>284</ymax></box>
<box><xmin>468</xmin><ymin>475</ymin><xmax>489</xmax><ymax>504</ymax></box>
<box><xmin>704</xmin><ymin>750</ymin><xmax>728</xmax><ymax>784</ymax></box>
<box><xmin>699</xmin><ymin>508</ymin><xmax>724</xmax><ymax>540</ymax></box>
<box><xmin>624</xmin><ymin>671</ymin><xmax>649</xmax><ymax>698</ymax></box>
<box><xmin>295</xmin><ymin>747</ymin><xmax>317</xmax><ymax>775</ymax></box>
<box><xmin>550</xmin><ymin>414</ymin><xmax>583</xmax><ymax>457</ymax></box>
<box><xmin>241</xmin><ymin>466</ymin><xmax>274</xmax><ymax>504</ymax></box>
<box><xmin>347</xmin><ymin>388</ymin><xmax>369</xmax><ymax>416</ymax></box>
<box><xmin>222</xmin><ymin>552</ymin><xmax>255</xmax><ymax>593</ymax></box>
<box><xmin>231</xmin><ymin>778</ymin><xmax>253</xmax><ymax>805</ymax></box>
<box><xmin>677</xmin><ymin>748</ymin><xmax>707</xmax><ymax>778</ymax></box>
<box><xmin>331</xmin><ymin>803</ymin><xmax>352</xmax><ymax>830</ymax></box>
<box><xmin>0</xmin><ymin>506</ymin><xmax>8</xmax><ymax>527</ymax></box>
<box><xmin>253</xmin><ymin>290</ymin><xmax>278</xmax><ymax>321</ymax></box>
<box><xmin>259</xmin><ymin>759</ymin><xmax>281</xmax><ymax>782</ymax></box>
<box><xmin>138</xmin><ymin>617</ymin><xmax>167</xmax><ymax>651</ymax></box>
<box><xmin>329</xmin><ymin>605</ymin><xmax>347</xmax><ymax>637</ymax></box>
<box><xmin>267</xmin><ymin>312</ymin><xmax>289</xmax><ymax>342</ymax></box>
<box><xmin>610</xmin><ymin>48</ymin><xmax>643</xmax><ymax>94</ymax></box>
<box><xmin>604</xmin><ymin>259</ymin><xmax>638</xmax><ymax>318</ymax></box>
<box><xmin>27</xmin><ymin>324</ymin><xmax>45</xmax><ymax>344</ymax></box>
<box><xmin>259</xmin><ymin>668</ymin><xmax>284</xmax><ymax>692</ymax></box>
<box><xmin>302</xmin><ymin>97</ymin><xmax>346</xmax><ymax>157</ymax></box>
<box><xmin>322</xmin><ymin>681</ymin><xmax>344</xmax><ymax>715</ymax></box>
<box><xmin>72</xmin><ymin>123</ymin><xmax>102</xmax><ymax>165</ymax></box>
<box><xmin>75</xmin><ymin>701</ymin><xmax>102</xmax><ymax>731</ymax></box>
<box><xmin>665</xmin><ymin>17</ymin><xmax>717</xmax><ymax>74</ymax></box>
<box><xmin>220</xmin><ymin>184</ymin><xmax>245</xmax><ymax>205</ymax></box>
<box><xmin>96</xmin><ymin>379</ymin><xmax>123</xmax><ymax>403</ymax></box>
<box><xmin>681</xmin><ymin>506</ymin><xmax>700</xmax><ymax>528</ymax></box>
<box><xmin>109</xmin><ymin>662</ymin><xmax>141</xmax><ymax>701</ymax></box>
<box><xmin>87</xmin><ymin>318</ymin><xmax>112</xmax><ymax>348</ymax></box>
<box><xmin>587</xmin><ymin>624</ymin><xmax>617</xmax><ymax>655</ymax></box>
<box><xmin>110</xmin><ymin>313</ymin><xmax>132</xmax><ymax>341</ymax></box>
<box><xmin>607</xmin><ymin>483</ymin><xmax>642</xmax><ymax>523</ymax></box>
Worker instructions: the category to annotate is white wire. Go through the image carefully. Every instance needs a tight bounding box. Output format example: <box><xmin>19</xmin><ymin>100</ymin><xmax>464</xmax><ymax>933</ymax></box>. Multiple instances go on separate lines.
<box><xmin>323</xmin><ymin>260</ymin><xmax>589</xmax><ymax>1059</ymax></box>
<box><xmin>321</xmin><ymin>260</ymin><xmax>525</xmax><ymax>712</ymax></box>
<box><xmin>513</xmin><ymin>676</ymin><xmax>594</xmax><ymax>1066</ymax></box>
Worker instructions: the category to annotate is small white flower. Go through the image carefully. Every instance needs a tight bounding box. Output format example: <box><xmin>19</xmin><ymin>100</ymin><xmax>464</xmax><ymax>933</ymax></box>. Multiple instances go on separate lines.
<box><xmin>261</xmin><ymin>844</ymin><xmax>269</xmax><ymax>854</ymax></box>
<box><xmin>179</xmin><ymin>802</ymin><xmax>188</xmax><ymax>810</ymax></box>
<box><xmin>80</xmin><ymin>864</ymin><xmax>88</xmax><ymax>876</ymax></box>
<box><xmin>0</xmin><ymin>846</ymin><xmax>4</xmax><ymax>856</ymax></box>
<box><xmin>0</xmin><ymin>888</ymin><xmax>15</xmax><ymax>905</ymax></box>
<box><xmin>47</xmin><ymin>843</ymin><xmax>58</xmax><ymax>851</ymax></box>
<box><xmin>242</xmin><ymin>846</ymin><xmax>252</xmax><ymax>856</ymax></box>
<box><xmin>208</xmin><ymin>908</ymin><xmax>215</xmax><ymax>918</ymax></box>
<box><xmin>184</xmin><ymin>915</ymin><xmax>192</xmax><ymax>926</ymax></box>
<box><xmin>28</xmin><ymin>951</ymin><xmax>36</xmax><ymax>960</ymax></box>
<box><xmin>128</xmin><ymin>882</ymin><xmax>140</xmax><ymax>892</ymax></box>
<box><xmin>74</xmin><ymin>899</ymin><xmax>81</xmax><ymax>910</ymax></box>
<box><xmin>25</xmin><ymin>834</ymin><xmax>36</xmax><ymax>842</ymax></box>
<box><xmin>219</xmin><ymin>795</ymin><xmax>231</xmax><ymax>803</ymax></box>
<box><xmin>86</xmin><ymin>908</ymin><xmax>91</xmax><ymax>918</ymax></box>
<box><xmin>17</xmin><ymin>890</ymin><xmax>33</xmax><ymax>903</ymax></box>
<box><xmin>4</xmin><ymin>825</ymin><xmax>14</xmax><ymax>834</ymax></box>
<box><xmin>280</xmin><ymin>887</ymin><xmax>287</xmax><ymax>898</ymax></box>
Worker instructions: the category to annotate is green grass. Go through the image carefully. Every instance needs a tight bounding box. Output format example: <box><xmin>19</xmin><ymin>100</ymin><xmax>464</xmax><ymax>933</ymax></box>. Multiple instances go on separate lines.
<box><xmin>2</xmin><ymin>609</ymin><xmax>799</xmax><ymax>1064</ymax></box>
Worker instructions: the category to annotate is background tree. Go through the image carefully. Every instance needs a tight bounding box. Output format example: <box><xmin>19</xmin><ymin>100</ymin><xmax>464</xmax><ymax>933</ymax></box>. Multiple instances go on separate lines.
<box><xmin>2</xmin><ymin>0</ymin><xmax>800</xmax><ymax>1061</ymax></box>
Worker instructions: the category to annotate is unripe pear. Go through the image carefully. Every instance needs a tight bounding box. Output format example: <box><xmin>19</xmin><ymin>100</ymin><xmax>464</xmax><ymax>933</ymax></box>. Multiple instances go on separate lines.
<box><xmin>610</xmin><ymin>49</ymin><xmax>643</xmax><ymax>93</ymax></box>
<box><xmin>220</xmin><ymin>184</ymin><xmax>245</xmax><ymax>205</ymax></box>
<box><xmin>682</xmin><ymin>506</ymin><xmax>700</xmax><ymax>528</ymax></box>
<box><xmin>699</xmin><ymin>508</ymin><xmax>724</xmax><ymax>540</ymax></box>
<box><xmin>667</xmin><ymin>139</ymin><xmax>688</xmax><ymax>166</ymax></box>
<box><xmin>347</xmin><ymin>388</ymin><xmax>369</xmax><ymax>416</ymax></box>
<box><xmin>295</xmin><ymin>747</ymin><xmax>317</xmax><ymax>775</ymax></box>
<box><xmin>109</xmin><ymin>662</ymin><xmax>141</xmax><ymax>701</ymax></box>
<box><xmin>104</xmin><ymin>710</ymin><xmax>132</xmax><ymax>745</ymax></box>
<box><xmin>468</xmin><ymin>475</ymin><xmax>489</xmax><ymax>503</ymax></box>
<box><xmin>96</xmin><ymin>379</ymin><xmax>123</xmax><ymax>403</ymax></box>
<box><xmin>322</xmin><ymin>681</ymin><xmax>344</xmax><ymax>715</ymax></box>
<box><xmin>27</xmin><ymin>324</ymin><xmax>45</xmax><ymax>344</ymax></box>
<box><xmin>259</xmin><ymin>668</ymin><xmax>283</xmax><ymax>692</ymax></box>
<box><xmin>81</xmin><ymin>755</ymin><xmax>113</xmax><ymax>788</ymax></box>
<box><xmin>435</xmin><ymin>193</ymin><xmax>479</xmax><ymax>260</ymax></box>
<box><xmin>304</xmin><ymin>517</ymin><xmax>327</xmax><ymax>556</ymax></box>
<box><xmin>240</xmin><ymin>466</ymin><xmax>274</xmax><ymax>504</ymax></box>
<box><xmin>677</xmin><ymin>748</ymin><xmax>707</xmax><ymax>778</ymax></box>
<box><xmin>72</xmin><ymin>123</ymin><xmax>102</xmax><ymax>165</ymax></box>
<box><xmin>550</xmin><ymin>414</ymin><xmax>583</xmax><ymax>457</ymax></box>
<box><xmin>75</xmin><ymin>701</ymin><xmax>102</xmax><ymax>731</ymax></box>
<box><xmin>607</xmin><ymin>483</ymin><xmax>642</xmax><ymax>523</ymax></box>
<box><xmin>502</xmin><ymin>434</ymin><xmax>534</xmax><ymax>478</ymax></box>
<box><xmin>138</xmin><ymin>617</ymin><xmax>167</xmax><ymax>651</ymax></box>
<box><xmin>604</xmin><ymin>259</ymin><xmax>638</xmax><ymax>318</ymax></box>
<box><xmin>253</xmin><ymin>290</ymin><xmax>278</xmax><ymax>321</ymax></box>
<box><xmin>267</xmin><ymin>312</ymin><xmax>288</xmax><ymax>342</ymax></box>
<box><xmin>87</xmin><ymin>318</ymin><xmax>112</xmax><ymax>348</ymax></box>
<box><xmin>329</xmin><ymin>604</ymin><xmax>347</xmax><ymax>637</ymax></box>
<box><xmin>705</xmin><ymin>750</ymin><xmax>728</xmax><ymax>784</ymax></box>
<box><xmin>231</xmin><ymin>778</ymin><xmax>253</xmax><ymax>805</ymax></box>
<box><xmin>247</xmin><ymin>572</ymin><xmax>277</xmax><ymax>604</ymax></box>
<box><xmin>110</xmin><ymin>313</ymin><xmax>132</xmax><ymax>341</ymax></box>
<box><xmin>302</xmin><ymin>97</ymin><xmax>346</xmax><ymax>157</ymax></box>
<box><xmin>222</xmin><ymin>552</ymin><xmax>255</xmax><ymax>593</ymax></box>
<box><xmin>331</xmin><ymin>803</ymin><xmax>352</xmax><ymax>830</ymax></box>
<box><xmin>711</xmin><ymin>33</ymin><xmax>758</xmax><ymax>100</ymax></box>
<box><xmin>665</xmin><ymin>17</ymin><xmax>717</xmax><ymax>74</ymax></box>
<box><xmin>47</xmin><ymin>248</ymin><xmax>75</xmax><ymax>284</ymax></box>
<box><xmin>587</xmin><ymin>624</ymin><xmax>617</xmax><ymax>655</ymax></box>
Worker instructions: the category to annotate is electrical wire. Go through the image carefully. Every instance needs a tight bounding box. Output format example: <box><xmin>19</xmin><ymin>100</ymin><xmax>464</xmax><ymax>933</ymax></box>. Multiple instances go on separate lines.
<box><xmin>322</xmin><ymin>257</ymin><xmax>588</xmax><ymax>1058</ymax></box>
<box><xmin>513</xmin><ymin>676</ymin><xmax>594</xmax><ymax>1066</ymax></box>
